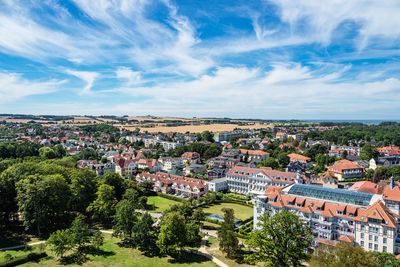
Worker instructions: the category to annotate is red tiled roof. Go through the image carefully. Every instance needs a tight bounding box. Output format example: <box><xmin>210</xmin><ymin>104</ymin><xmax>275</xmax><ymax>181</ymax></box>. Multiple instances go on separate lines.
<box><xmin>239</xmin><ymin>149</ymin><xmax>270</xmax><ymax>156</ymax></box>
<box><xmin>348</xmin><ymin>181</ymin><xmax>379</xmax><ymax>194</ymax></box>
<box><xmin>338</xmin><ymin>235</ymin><xmax>354</xmax><ymax>243</ymax></box>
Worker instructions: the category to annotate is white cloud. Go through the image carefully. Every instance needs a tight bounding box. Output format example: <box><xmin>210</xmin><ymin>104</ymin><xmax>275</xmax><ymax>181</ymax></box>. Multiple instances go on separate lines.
<box><xmin>269</xmin><ymin>0</ymin><xmax>400</xmax><ymax>48</ymax></box>
<box><xmin>116</xmin><ymin>67</ymin><xmax>141</xmax><ymax>85</ymax></box>
<box><xmin>0</xmin><ymin>72</ymin><xmax>63</xmax><ymax>103</ymax></box>
<box><xmin>66</xmin><ymin>70</ymin><xmax>99</xmax><ymax>95</ymax></box>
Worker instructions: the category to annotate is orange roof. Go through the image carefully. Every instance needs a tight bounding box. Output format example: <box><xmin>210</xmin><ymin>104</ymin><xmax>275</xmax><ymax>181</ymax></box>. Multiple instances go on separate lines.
<box><xmin>338</xmin><ymin>235</ymin><xmax>354</xmax><ymax>243</ymax></box>
<box><xmin>288</xmin><ymin>153</ymin><xmax>311</xmax><ymax>161</ymax></box>
<box><xmin>349</xmin><ymin>181</ymin><xmax>379</xmax><ymax>194</ymax></box>
<box><xmin>382</xmin><ymin>185</ymin><xmax>400</xmax><ymax>202</ymax></box>
<box><xmin>239</xmin><ymin>149</ymin><xmax>270</xmax><ymax>156</ymax></box>
<box><xmin>328</xmin><ymin>159</ymin><xmax>364</xmax><ymax>174</ymax></box>
<box><xmin>357</xmin><ymin>200</ymin><xmax>398</xmax><ymax>228</ymax></box>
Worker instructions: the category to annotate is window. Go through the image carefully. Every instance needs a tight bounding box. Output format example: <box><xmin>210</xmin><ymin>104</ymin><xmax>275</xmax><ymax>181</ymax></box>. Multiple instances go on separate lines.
<box><xmin>383</xmin><ymin>246</ymin><xmax>387</xmax><ymax>252</ymax></box>
<box><xmin>361</xmin><ymin>233</ymin><xmax>364</xmax><ymax>239</ymax></box>
<box><xmin>374</xmin><ymin>244</ymin><xmax>378</xmax><ymax>251</ymax></box>
<box><xmin>383</xmin><ymin>229</ymin><xmax>388</xmax><ymax>236</ymax></box>
<box><xmin>361</xmin><ymin>241</ymin><xmax>364</xmax><ymax>246</ymax></box>
<box><xmin>383</xmin><ymin>238</ymin><xmax>387</xmax><ymax>244</ymax></box>
<box><xmin>369</xmin><ymin>235</ymin><xmax>372</xmax><ymax>241</ymax></box>
<box><xmin>361</xmin><ymin>225</ymin><xmax>365</xmax><ymax>232</ymax></box>
<box><xmin>369</xmin><ymin>243</ymin><xmax>372</xmax><ymax>249</ymax></box>
<box><xmin>374</xmin><ymin>236</ymin><xmax>378</xmax><ymax>242</ymax></box>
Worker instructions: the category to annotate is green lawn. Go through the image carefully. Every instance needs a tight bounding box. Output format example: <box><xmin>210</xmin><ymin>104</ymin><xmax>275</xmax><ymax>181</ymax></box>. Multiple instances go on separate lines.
<box><xmin>202</xmin><ymin>203</ymin><xmax>253</xmax><ymax>221</ymax></box>
<box><xmin>1</xmin><ymin>235</ymin><xmax>217</xmax><ymax>267</ymax></box>
<box><xmin>147</xmin><ymin>196</ymin><xmax>181</xmax><ymax>213</ymax></box>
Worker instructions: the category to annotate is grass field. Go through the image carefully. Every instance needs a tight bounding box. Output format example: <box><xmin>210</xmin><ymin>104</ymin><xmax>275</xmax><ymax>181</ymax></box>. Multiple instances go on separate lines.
<box><xmin>147</xmin><ymin>196</ymin><xmax>180</xmax><ymax>213</ymax></box>
<box><xmin>203</xmin><ymin>203</ymin><xmax>253</xmax><ymax>221</ymax></box>
<box><xmin>1</xmin><ymin>235</ymin><xmax>217</xmax><ymax>267</ymax></box>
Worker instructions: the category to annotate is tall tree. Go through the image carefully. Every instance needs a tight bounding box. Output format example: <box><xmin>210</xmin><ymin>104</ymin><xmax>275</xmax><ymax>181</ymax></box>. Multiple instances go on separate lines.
<box><xmin>131</xmin><ymin>213</ymin><xmax>158</xmax><ymax>253</ymax></box>
<box><xmin>246</xmin><ymin>210</ymin><xmax>312</xmax><ymax>266</ymax></box>
<box><xmin>47</xmin><ymin>228</ymin><xmax>73</xmax><ymax>258</ymax></box>
<box><xmin>70</xmin><ymin>168</ymin><xmax>99</xmax><ymax>213</ymax></box>
<box><xmin>112</xmin><ymin>199</ymin><xmax>138</xmax><ymax>245</ymax></box>
<box><xmin>102</xmin><ymin>172</ymin><xmax>125</xmax><ymax>200</ymax></box>
<box><xmin>218</xmin><ymin>208</ymin><xmax>239</xmax><ymax>258</ymax></box>
<box><xmin>87</xmin><ymin>184</ymin><xmax>117</xmax><ymax>224</ymax></box>
<box><xmin>157</xmin><ymin>211</ymin><xmax>187</xmax><ymax>257</ymax></box>
<box><xmin>16</xmin><ymin>174</ymin><xmax>71</xmax><ymax>236</ymax></box>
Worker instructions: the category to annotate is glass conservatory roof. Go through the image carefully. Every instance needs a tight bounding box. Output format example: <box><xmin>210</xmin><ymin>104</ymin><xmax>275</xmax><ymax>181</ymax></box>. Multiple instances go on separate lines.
<box><xmin>287</xmin><ymin>184</ymin><xmax>373</xmax><ymax>206</ymax></box>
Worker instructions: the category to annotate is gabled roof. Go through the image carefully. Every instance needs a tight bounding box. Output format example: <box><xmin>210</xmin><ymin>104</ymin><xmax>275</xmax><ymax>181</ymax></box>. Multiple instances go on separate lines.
<box><xmin>288</xmin><ymin>153</ymin><xmax>311</xmax><ymax>161</ymax></box>
<box><xmin>328</xmin><ymin>159</ymin><xmax>364</xmax><ymax>173</ymax></box>
<box><xmin>338</xmin><ymin>235</ymin><xmax>354</xmax><ymax>243</ymax></box>
<box><xmin>358</xmin><ymin>200</ymin><xmax>398</xmax><ymax>228</ymax></box>
<box><xmin>382</xmin><ymin>185</ymin><xmax>400</xmax><ymax>202</ymax></box>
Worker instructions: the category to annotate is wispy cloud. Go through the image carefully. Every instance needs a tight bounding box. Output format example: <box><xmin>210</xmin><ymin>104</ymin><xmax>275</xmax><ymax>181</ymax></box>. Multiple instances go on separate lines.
<box><xmin>0</xmin><ymin>72</ymin><xmax>64</xmax><ymax>103</ymax></box>
<box><xmin>66</xmin><ymin>70</ymin><xmax>99</xmax><ymax>95</ymax></box>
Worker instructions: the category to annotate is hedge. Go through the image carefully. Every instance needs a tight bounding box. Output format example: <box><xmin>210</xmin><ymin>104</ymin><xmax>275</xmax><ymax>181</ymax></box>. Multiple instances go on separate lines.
<box><xmin>0</xmin><ymin>252</ymin><xmax>47</xmax><ymax>267</ymax></box>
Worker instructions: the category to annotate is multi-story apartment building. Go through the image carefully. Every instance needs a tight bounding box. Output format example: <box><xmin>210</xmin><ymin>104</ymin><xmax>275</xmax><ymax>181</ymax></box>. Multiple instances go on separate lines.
<box><xmin>254</xmin><ymin>183</ymin><xmax>400</xmax><ymax>254</ymax></box>
<box><xmin>160</xmin><ymin>141</ymin><xmax>182</xmax><ymax>152</ymax></box>
<box><xmin>225</xmin><ymin>166</ymin><xmax>308</xmax><ymax>196</ymax></box>
<box><xmin>327</xmin><ymin>159</ymin><xmax>365</xmax><ymax>181</ymax></box>
<box><xmin>158</xmin><ymin>157</ymin><xmax>183</xmax><ymax>171</ymax></box>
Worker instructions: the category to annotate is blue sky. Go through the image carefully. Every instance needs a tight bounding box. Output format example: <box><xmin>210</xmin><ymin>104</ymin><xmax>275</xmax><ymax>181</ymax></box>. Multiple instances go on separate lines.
<box><xmin>0</xmin><ymin>0</ymin><xmax>400</xmax><ymax>119</ymax></box>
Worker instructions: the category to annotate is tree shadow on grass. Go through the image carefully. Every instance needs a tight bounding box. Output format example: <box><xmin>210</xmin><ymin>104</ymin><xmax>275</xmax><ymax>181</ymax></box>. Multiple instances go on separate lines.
<box><xmin>60</xmin><ymin>246</ymin><xmax>115</xmax><ymax>265</ymax></box>
<box><xmin>168</xmin><ymin>251</ymin><xmax>212</xmax><ymax>264</ymax></box>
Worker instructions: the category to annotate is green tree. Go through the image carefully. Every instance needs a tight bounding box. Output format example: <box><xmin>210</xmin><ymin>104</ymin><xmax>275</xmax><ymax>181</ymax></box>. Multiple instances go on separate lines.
<box><xmin>39</xmin><ymin>147</ymin><xmax>56</xmax><ymax>159</ymax></box>
<box><xmin>310</xmin><ymin>242</ymin><xmax>379</xmax><ymax>267</ymax></box>
<box><xmin>70</xmin><ymin>215</ymin><xmax>92</xmax><ymax>251</ymax></box>
<box><xmin>246</xmin><ymin>210</ymin><xmax>312</xmax><ymax>266</ymax></box>
<box><xmin>55</xmin><ymin>144</ymin><xmax>66</xmax><ymax>158</ymax></box>
<box><xmin>102</xmin><ymin>172</ymin><xmax>125</xmax><ymax>200</ymax></box>
<box><xmin>70</xmin><ymin>168</ymin><xmax>99</xmax><ymax>213</ymax></box>
<box><xmin>16</xmin><ymin>174</ymin><xmax>71</xmax><ymax>236</ymax></box>
<box><xmin>372</xmin><ymin>251</ymin><xmax>400</xmax><ymax>267</ymax></box>
<box><xmin>218</xmin><ymin>208</ymin><xmax>239</xmax><ymax>258</ymax></box>
<box><xmin>277</xmin><ymin>152</ymin><xmax>290</xmax><ymax>168</ymax></box>
<box><xmin>157</xmin><ymin>211</ymin><xmax>187</xmax><ymax>257</ymax></box>
<box><xmin>201</xmin><ymin>131</ymin><xmax>214</xmax><ymax>142</ymax></box>
<box><xmin>92</xmin><ymin>231</ymin><xmax>104</xmax><ymax>249</ymax></box>
<box><xmin>87</xmin><ymin>184</ymin><xmax>117</xmax><ymax>224</ymax></box>
<box><xmin>139</xmin><ymin>180</ymin><xmax>154</xmax><ymax>195</ymax></box>
<box><xmin>47</xmin><ymin>228</ymin><xmax>73</xmax><ymax>258</ymax></box>
<box><xmin>112</xmin><ymin>199</ymin><xmax>138</xmax><ymax>245</ymax></box>
<box><xmin>131</xmin><ymin>213</ymin><xmax>158</xmax><ymax>253</ymax></box>
<box><xmin>259</xmin><ymin>157</ymin><xmax>279</xmax><ymax>169</ymax></box>
<box><xmin>359</xmin><ymin>143</ymin><xmax>379</xmax><ymax>160</ymax></box>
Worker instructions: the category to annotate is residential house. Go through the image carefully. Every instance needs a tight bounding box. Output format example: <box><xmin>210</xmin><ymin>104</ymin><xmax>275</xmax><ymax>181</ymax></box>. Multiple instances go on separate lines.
<box><xmin>288</xmin><ymin>153</ymin><xmax>312</xmax><ymax>168</ymax></box>
<box><xmin>239</xmin><ymin>149</ymin><xmax>270</xmax><ymax>164</ymax></box>
<box><xmin>137</xmin><ymin>158</ymin><xmax>162</xmax><ymax>173</ymax></box>
<box><xmin>181</xmin><ymin>152</ymin><xmax>201</xmax><ymax>163</ymax></box>
<box><xmin>115</xmin><ymin>158</ymin><xmax>137</xmax><ymax>177</ymax></box>
<box><xmin>206</xmin><ymin>178</ymin><xmax>228</xmax><ymax>192</ymax></box>
<box><xmin>370</xmin><ymin>156</ymin><xmax>400</xmax><ymax>170</ymax></box>
<box><xmin>327</xmin><ymin>159</ymin><xmax>365</xmax><ymax>181</ymax></box>
<box><xmin>136</xmin><ymin>172</ymin><xmax>207</xmax><ymax>198</ymax></box>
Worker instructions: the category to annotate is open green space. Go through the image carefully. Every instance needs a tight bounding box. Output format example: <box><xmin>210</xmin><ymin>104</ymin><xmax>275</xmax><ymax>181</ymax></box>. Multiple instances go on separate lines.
<box><xmin>202</xmin><ymin>203</ymin><xmax>253</xmax><ymax>221</ymax></box>
<box><xmin>147</xmin><ymin>196</ymin><xmax>181</xmax><ymax>213</ymax></box>
<box><xmin>1</xmin><ymin>234</ymin><xmax>217</xmax><ymax>267</ymax></box>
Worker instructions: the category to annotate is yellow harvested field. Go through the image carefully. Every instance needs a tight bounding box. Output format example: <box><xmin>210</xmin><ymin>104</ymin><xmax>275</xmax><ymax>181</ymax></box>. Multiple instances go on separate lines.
<box><xmin>128</xmin><ymin>116</ymin><xmax>196</xmax><ymax>122</ymax></box>
<box><xmin>122</xmin><ymin>123</ymin><xmax>272</xmax><ymax>133</ymax></box>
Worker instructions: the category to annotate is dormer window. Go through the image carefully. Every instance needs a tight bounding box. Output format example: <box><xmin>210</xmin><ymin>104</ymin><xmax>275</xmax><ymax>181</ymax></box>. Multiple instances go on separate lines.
<box><xmin>296</xmin><ymin>203</ymin><xmax>302</xmax><ymax>207</ymax></box>
<box><xmin>337</xmin><ymin>211</ymin><xmax>343</xmax><ymax>215</ymax></box>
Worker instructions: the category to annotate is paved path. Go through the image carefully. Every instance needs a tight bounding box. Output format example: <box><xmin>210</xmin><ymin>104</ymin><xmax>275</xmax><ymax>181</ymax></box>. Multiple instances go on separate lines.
<box><xmin>185</xmin><ymin>235</ymin><xmax>229</xmax><ymax>267</ymax></box>
<box><xmin>0</xmin><ymin>240</ymin><xmax>46</xmax><ymax>251</ymax></box>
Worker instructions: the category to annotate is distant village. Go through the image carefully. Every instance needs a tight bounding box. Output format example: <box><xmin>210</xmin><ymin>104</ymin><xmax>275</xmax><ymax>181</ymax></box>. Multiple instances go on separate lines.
<box><xmin>2</xmin><ymin>121</ymin><xmax>400</xmax><ymax>255</ymax></box>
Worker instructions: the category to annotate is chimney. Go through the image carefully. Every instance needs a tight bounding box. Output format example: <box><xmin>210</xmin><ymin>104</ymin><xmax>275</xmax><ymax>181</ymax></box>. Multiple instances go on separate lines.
<box><xmin>390</xmin><ymin>175</ymin><xmax>395</xmax><ymax>189</ymax></box>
